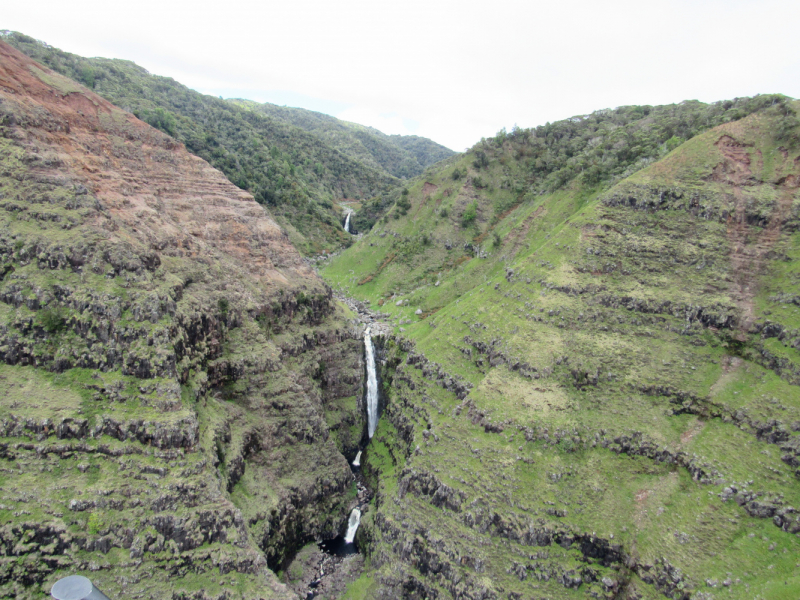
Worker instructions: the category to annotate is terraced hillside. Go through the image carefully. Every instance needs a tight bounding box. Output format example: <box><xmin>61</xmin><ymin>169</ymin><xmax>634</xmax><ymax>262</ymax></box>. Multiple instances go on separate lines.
<box><xmin>322</xmin><ymin>98</ymin><xmax>800</xmax><ymax>598</ymax></box>
<box><xmin>0</xmin><ymin>41</ymin><xmax>367</xmax><ymax>599</ymax></box>
<box><xmin>1</xmin><ymin>31</ymin><xmax>450</xmax><ymax>255</ymax></box>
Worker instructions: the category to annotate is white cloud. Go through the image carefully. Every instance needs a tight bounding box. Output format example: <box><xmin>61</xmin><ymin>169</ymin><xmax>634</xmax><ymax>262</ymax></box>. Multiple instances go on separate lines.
<box><xmin>3</xmin><ymin>0</ymin><xmax>799</xmax><ymax>151</ymax></box>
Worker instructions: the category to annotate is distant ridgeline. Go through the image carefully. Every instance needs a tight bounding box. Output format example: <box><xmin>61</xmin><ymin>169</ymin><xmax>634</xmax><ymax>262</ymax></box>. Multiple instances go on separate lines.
<box><xmin>479</xmin><ymin>95</ymin><xmax>798</xmax><ymax>194</ymax></box>
<box><xmin>1</xmin><ymin>31</ymin><xmax>454</xmax><ymax>255</ymax></box>
<box><xmin>230</xmin><ymin>100</ymin><xmax>453</xmax><ymax>180</ymax></box>
<box><xmin>344</xmin><ymin>97</ymin><xmax>799</xmax><ymax>239</ymax></box>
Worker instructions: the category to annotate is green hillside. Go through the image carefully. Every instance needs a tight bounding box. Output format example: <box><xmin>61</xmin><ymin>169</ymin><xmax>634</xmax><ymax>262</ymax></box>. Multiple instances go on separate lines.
<box><xmin>230</xmin><ymin>100</ymin><xmax>454</xmax><ymax>179</ymax></box>
<box><xmin>0</xmin><ymin>31</ymin><xmax>431</xmax><ymax>255</ymax></box>
<box><xmin>322</xmin><ymin>97</ymin><xmax>800</xmax><ymax>598</ymax></box>
<box><xmin>0</xmin><ymin>40</ymin><xmax>366</xmax><ymax>599</ymax></box>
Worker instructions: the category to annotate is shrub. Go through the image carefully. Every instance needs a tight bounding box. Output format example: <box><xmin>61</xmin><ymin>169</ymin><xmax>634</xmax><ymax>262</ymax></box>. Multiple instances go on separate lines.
<box><xmin>136</xmin><ymin>107</ymin><xmax>177</xmax><ymax>137</ymax></box>
<box><xmin>38</xmin><ymin>307</ymin><xmax>66</xmax><ymax>333</ymax></box>
<box><xmin>87</xmin><ymin>512</ymin><xmax>103</xmax><ymax>535</ymax></box>
<box><xmin>296</xmin><ymin>291</ymin><xmax>310</xmax><ymax>305</ymax></box>
<box><xmin>461</xmin><ymin>202</ymin><xmax>478</xmax><ymax>227</ymax></box>
<box><xmin>776</xmin><ymin>113</ymin><xmax>800</xmax><ymax>145</ymax></box>
<box><xmin>396</xmin><ymin>195</ymin><xmax>411</xmax><ymax>216</ymax></box>
<box><xmin>665</xmin><ymin>136</ymin><xmax>685</xmax><ymax>152</ymax></box>
<box><xmin>79</xmin><ymin>65</ymin><xmax>95</xmax><ymax>89</ymax></box>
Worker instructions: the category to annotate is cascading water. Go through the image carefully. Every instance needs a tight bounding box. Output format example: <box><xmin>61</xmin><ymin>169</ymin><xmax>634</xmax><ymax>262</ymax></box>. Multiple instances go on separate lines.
<box><xmin>364</xmin><ymin>328</ymin><xmax>379</xmax><ymax>438</ymax></box>
<box><xmin>344</xmin><ymin>508</ymin><xmax>361</xmax><ymax>544</ymax></box>
<box><xmin>352</xmin><ymin>450</ymin><xmax>361</xmax><ymax>467</ymax></box>
<box><xmin>343</xmin><ymin>211</ymin><xmax>352</xmax><ymax>234</ymax></box>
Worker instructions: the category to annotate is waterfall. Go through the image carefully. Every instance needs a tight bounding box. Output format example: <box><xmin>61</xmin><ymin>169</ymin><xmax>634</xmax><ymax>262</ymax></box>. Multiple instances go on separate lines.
<box><xmin>364</xmin><ymin>328</ymin><xmax>379</xmax><ymax>438</ymax></box>
<box><xmin>344</xmin><ymin>211</ymin><xmax>352</xmax><ymax>233</ymax></box>
<box><xmin>344</xmin><ymin>508</ymin><xmax>361</xmax><ymax>544</ymax></box>
<box><xmin>352</xmin><ymin>450</ymin><xmax>361</xmax><ymax>467</ymax></box>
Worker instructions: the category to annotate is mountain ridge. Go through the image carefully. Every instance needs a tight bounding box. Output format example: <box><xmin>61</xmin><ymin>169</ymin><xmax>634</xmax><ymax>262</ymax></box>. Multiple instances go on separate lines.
<box><xmin>229</xmin><ymin>99</ymin><xmax>454</xmax><ymax>179</ymax></box>
<box><xmin>0</xmin><ymin>31</ymin><xmax>450</xmax><ymax>256</ymax></box>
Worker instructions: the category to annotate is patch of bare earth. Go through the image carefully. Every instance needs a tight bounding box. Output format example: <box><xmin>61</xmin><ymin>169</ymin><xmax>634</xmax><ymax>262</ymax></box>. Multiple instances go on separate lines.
<box><xmin>679</xmin><ymin>419</ymin><xmax>706</xmax><ymax>447</ymax></box>
<box><xmin>633</xmin><ymin>488</ymin><xmax>651</xmax><ymax>529</ymax></box>
<box><xmin>506</xmin><ymin>205</ymin><xmax>545</xmax><ymax>258</ymax></box>
<box><xmin>709</xmin><ymin>355</ymin><xmax>744</xmax><ymax>397</ymax></box>
<box><xmin>716</xmin><ymin>135</ymin><xmax>799</xmax><ymax>336</ymax></box>
<box><xmin>422</xmin><ymin>181</ymin><xmax>439</xmax><ymax>197</ymax></box>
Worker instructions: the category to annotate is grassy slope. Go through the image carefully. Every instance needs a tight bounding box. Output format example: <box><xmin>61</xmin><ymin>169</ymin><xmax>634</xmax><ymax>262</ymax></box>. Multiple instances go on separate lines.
<box><xmin>323</xmin><ymin>102</ymin><xmax>800</xmax><ymax>598</ymax></box>
<box><xmin>1</xmin><ymin>31</ymin><xmax>407</xmax><ymax>255</ymax></box>
<box><xmin>230</xmin><ymin>100</ymin><xmax>454</xmax><ymax>179</ymax></box>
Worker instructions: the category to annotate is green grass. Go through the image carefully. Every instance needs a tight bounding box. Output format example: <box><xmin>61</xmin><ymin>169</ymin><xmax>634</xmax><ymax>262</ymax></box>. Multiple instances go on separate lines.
<box><xmin>340</xmin><ymin>573</ymin><xmax>378</xmax><ymax>600</ymax></box>
<box><xmin>320</xmin><ymin>104</ymin><xmax>800</xmax><ymax>598</ymax></box>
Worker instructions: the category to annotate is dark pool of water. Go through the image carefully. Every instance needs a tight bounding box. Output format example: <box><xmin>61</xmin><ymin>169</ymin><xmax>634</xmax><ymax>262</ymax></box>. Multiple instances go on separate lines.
<box><xmin>318</xmin><ymin>535</ymin><xmax>358</xmax><ymax>557</ymax></box>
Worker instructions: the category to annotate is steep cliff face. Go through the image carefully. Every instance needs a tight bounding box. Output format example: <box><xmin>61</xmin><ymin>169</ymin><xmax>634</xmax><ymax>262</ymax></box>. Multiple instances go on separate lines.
<box><xmin>0</xmin><ymin>41</ymin><xmax>364</xmax><ymax>599</ymax></box>
<box><xmin>323</xmin><ymin>102</ymin><xmax>800</xmax><ymax>598</ymax></box>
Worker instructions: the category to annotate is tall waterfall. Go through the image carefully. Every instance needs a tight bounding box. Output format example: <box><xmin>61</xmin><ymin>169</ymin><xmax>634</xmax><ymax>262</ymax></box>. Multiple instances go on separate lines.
<box><xmin>344</xmin><ymin>508</ymin><xmax>361</xmax><ymax>544</ymax></box>
<box><xmin>352</xmin><ymin>450</ymin><xmax>362</xmax><ymax>467</ymax></box>
<box><xmin>364</xmin><ymin>328</ymin><xmax>379</xmax><ymax>438</ymax></box>
<box><xmin>344</xmin><ymin>211</ymin><xmax>352</xmax><ymax>233</ymax></box>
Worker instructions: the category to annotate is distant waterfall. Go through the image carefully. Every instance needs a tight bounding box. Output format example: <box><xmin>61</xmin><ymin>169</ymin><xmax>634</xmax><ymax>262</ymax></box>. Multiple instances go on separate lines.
<box><xmin>344</xmin><ymin>211</ymin><xmax>352</xmax><ymax>233</ymax></box>
<box><xmin>365</xmin><ymin>328</ymin><xmax>379</xmax><ymax>438</ymax></box>
<box><xmin>352</xmin><ymin>450</ymin><xmax>362</xmax><ymax>467</ymax></box>
<box><xmin>344</xmin><ymin>508</ymin><xmax>361</xmax><ymax>544</ymax></box>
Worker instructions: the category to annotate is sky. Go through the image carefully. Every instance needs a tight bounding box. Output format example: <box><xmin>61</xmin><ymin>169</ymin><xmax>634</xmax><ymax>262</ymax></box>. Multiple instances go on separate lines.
<box><xmin>4</xmin><ymin>0</ymin><xmax>800</xmax><ymax>151</ymax></box>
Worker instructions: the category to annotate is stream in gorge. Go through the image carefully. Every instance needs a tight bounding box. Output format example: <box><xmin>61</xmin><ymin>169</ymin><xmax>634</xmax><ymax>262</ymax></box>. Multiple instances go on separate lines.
<box><xmin>293</xmin><ymin>318</ymin><xmax>384</xmax><ymax>599</ymax></box>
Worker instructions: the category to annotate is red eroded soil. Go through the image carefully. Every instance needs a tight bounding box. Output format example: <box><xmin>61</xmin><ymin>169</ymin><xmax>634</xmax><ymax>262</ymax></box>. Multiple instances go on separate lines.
<box><xmin>0</xmin><ymin>41</ymin><xmax>314</xmax><ymax>288</ymax></box>
<box><xmin>715</xmin><ymin>134</ymin><xmax>800</xmax><ymax>334</ymax></box>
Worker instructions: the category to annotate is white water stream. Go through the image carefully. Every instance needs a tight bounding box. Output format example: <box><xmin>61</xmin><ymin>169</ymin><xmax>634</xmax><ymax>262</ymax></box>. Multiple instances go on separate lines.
<box><xmin>344</xmin><ymin>508</ymin><xmax>361</xmax><ymax>544</ymax></box>
<box><xmin>352</xmin><ymin>450</ymin><xmax>362</xmax><ymax>467</ymax></box>
<box><xmin>364</xmin><ymin>328</ymin><xmax>379</xmax><ymax>438</ymax></box>
<box><xmin>344</xmin><ymin>211</ymin><xmax>352</xmax><ymax>233</ymax></box>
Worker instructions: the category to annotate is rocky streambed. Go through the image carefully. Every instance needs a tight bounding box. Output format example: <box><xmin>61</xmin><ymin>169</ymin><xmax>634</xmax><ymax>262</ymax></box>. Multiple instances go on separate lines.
<box><xmin>335</xmin><ymin>293</ymin><xmax>394</xmax><ymax>337</ymax></box>
<box><xmin>276</xmin><ymin>293</ymin><xmax>386</xmax><ymax>600</ymax></box>
<box><xmin>286</xmin><ymin>474</ymin><xmax>372</xmax><ymax>599</ymax></box>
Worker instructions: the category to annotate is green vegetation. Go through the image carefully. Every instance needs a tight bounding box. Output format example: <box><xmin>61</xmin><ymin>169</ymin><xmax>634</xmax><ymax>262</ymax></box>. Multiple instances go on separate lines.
<box><xmin>231</xmin><ymin>100</ymin><xmax>453</xmax><ymax>179</ymax></box>
<box><xmin>36</xmin><ymin>306</ymin><xmax>67</xmax><ymax>333</ymax></box>
<box><xmin>0</xmin><ymin>45</ymin><xmax>367</xmax><ymax>600</ymax></box>
<box><xmin>5</xmin><ymin>26</ymin><xmax>800</xmax><ymax>600</ymax></box>
<box><xmin>1</xmin><ymin>31</ymin><xmax>451</xmax><ymax>255</ymax></box>
<box><xmin>340</xmin><ymin>573</ymin><xmax>377</xmax><ymax>600</ymax></box>
<box><xmin>323</xmin><ymin>98</ymin><xmax>800</xmax><ymax>598</ymax></box>
<box><xmin>477</xmin><ymin>97</ymin><xmax>792</xmax><ymax>193</ymax></box>
<box><xmin>461</xmin><ymin>201</ymin><xmax>478</xmax><ymax>226</ymax></box>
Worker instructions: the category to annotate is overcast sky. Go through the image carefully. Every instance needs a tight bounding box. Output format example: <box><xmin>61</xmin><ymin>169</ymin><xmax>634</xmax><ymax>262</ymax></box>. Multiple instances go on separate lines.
<box><xmin>5</xmin><ymin>0</ymin><xmax>799</xmax><ymax>151</ymax></box>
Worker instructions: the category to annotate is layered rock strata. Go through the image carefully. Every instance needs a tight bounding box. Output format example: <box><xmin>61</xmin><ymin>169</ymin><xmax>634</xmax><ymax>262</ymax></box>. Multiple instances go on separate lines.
<box><xmin>0</xmin><ymin>42</ymin><xmax>364</xmax><ymax>600</ymax></box>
